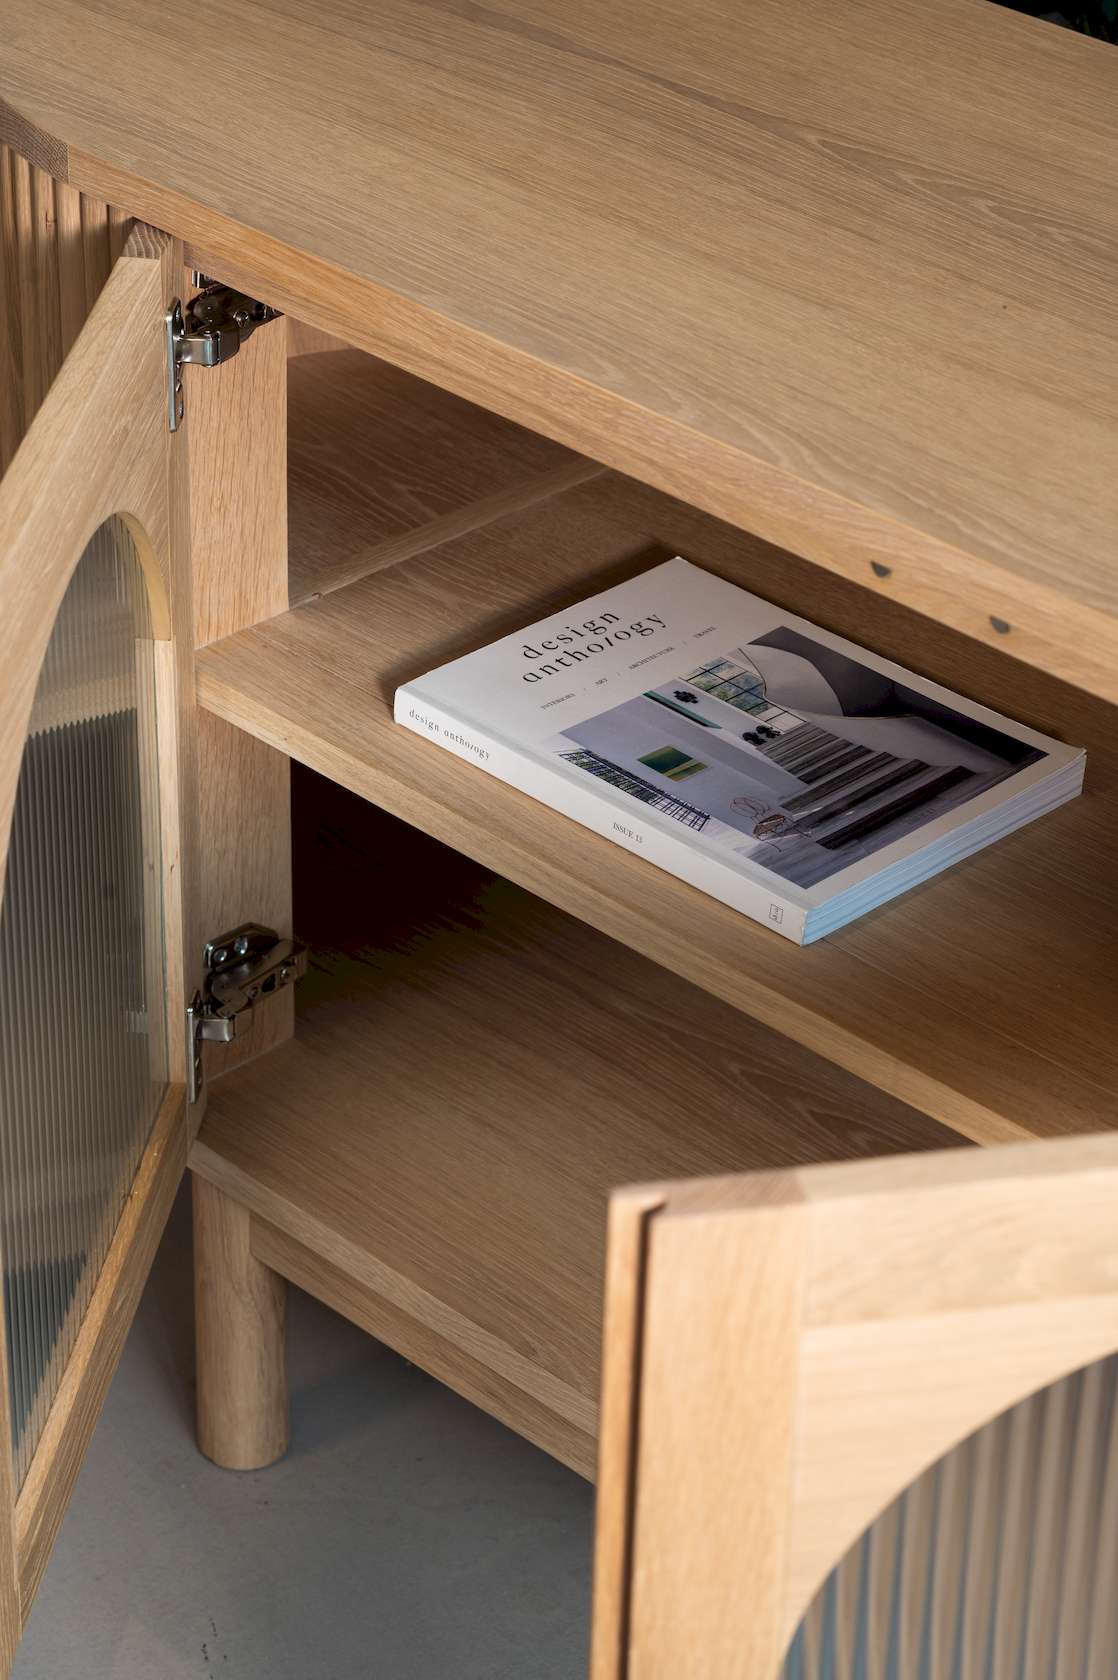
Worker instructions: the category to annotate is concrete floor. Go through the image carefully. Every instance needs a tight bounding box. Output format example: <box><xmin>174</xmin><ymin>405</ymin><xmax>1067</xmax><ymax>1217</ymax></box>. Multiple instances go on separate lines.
<box><xmin>13</xmin><ymin>1188</ymin><xmax>593</xmax><ymax>1680</ymax></box>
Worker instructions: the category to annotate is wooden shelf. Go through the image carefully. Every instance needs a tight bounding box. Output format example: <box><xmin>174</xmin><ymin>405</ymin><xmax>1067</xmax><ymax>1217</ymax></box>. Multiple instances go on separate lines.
<box><xmin>196</xmin><ymin>464</ymin><xmax>1118</xmax><ymax>1149</ymax></box>
<box><xmin>192</xmin><ymin>772</ymin><xmax>962</xmax><ymax>1476</ymax></box>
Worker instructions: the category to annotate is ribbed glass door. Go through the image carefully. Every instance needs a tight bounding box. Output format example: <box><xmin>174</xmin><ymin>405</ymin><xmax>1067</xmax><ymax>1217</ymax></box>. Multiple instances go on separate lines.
<box><xmin>782</xmin><ymin>1354</ymin><xmax>1118</xmax><ymax>1679</ymax></box>
<box><xmin>0</xmin><ymin>516</ymin><xmax>167</xmax><ymax>1487</ymax></box>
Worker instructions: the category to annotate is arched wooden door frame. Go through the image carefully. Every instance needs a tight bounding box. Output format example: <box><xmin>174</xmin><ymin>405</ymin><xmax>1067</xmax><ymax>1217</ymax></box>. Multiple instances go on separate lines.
<box><xmin>592</xmin><ymin>1131</ymin><xmax>1118</xmax><ymax>1679</ymax></box>
<box><xmin>0</xmin><ymin>219</ymin><xmax>198</xmax><ymax>1672</ymax></box>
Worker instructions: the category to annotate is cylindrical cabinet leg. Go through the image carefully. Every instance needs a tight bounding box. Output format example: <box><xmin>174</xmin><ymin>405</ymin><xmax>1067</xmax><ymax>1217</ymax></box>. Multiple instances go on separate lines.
<box><xmin>193</xmin><ymin>1173</ymin><xmax>288</xmax><ymax>1470</ymax></box>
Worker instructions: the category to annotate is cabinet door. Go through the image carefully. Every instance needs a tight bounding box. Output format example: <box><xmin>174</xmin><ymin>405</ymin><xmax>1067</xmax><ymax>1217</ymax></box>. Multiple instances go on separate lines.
<box><xmin>592</xmin><ymin>1134</ymin><xmax>1118</xmax><ymax>1680</ymax></box>
<box><xmin>0</xmin><ymin>221</ymin><xmax>198</xmax><ymax>1668</ymax></box>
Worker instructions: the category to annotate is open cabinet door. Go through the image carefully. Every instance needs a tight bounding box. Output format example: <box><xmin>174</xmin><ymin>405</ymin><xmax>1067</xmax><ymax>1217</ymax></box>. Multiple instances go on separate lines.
<box><xmin>0</xmin><ymin>221</ymin><xmax>197</xmax><ymax>1668</ymax></box>
<box><xmin>592</xmin><ymin>1134</ymin><xmax>1118</xmax><ymax>1680</ymax></box>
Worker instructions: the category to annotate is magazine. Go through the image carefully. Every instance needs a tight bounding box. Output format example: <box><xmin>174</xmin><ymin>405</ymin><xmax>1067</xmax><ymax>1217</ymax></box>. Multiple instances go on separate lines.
<box><xmin>394</xmin><ymin>558</ymin><xmax>1084</xmax><ymax>943</ymax></box>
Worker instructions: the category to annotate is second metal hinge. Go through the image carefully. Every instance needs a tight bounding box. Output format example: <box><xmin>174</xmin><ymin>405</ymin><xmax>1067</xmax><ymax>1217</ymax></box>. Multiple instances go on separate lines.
<box><xmin>187</xmin><ymin>922</ymin><xmax>307</xmax><ymax>1104</ymax></box>
<box><xmin>164</xmin><ymin>281</ymin><xmax>283</xmax><ymax>432</ymax></box>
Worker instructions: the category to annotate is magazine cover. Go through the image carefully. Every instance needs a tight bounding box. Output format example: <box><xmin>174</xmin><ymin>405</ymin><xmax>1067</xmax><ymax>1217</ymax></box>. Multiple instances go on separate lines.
<box><xmin>395</xmin><ymin>558</ymin><xmax>1083</xmax><ymax>941</ymax></box>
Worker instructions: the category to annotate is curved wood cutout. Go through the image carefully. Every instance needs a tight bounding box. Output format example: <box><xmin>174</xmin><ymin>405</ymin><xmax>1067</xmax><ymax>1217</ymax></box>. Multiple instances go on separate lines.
<box><xmin>0</xmin><ymin>222</ymin><xmax>171</xmax><ymax>906</ymax></box>
<box><xmin>607</xmin><ymin>1131</ymin><xmax>1118</xmax><ymax>1680</ymax></box>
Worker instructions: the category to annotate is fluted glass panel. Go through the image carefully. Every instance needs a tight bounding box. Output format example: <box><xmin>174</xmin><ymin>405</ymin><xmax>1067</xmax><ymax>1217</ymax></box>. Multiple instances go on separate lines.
<box><xmin>782</xmin><ymin>1353</ymin><xmax>1118</xmax><ymax>1679</ymax></box>
<box><xmin>0</xmin><ymin>516</ymin><xmax>166</xmax><ymax>1486</ymax></box>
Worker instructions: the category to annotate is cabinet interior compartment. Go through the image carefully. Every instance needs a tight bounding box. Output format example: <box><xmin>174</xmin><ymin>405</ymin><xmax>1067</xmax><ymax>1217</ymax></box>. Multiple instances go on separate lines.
<box><xmin>196</xmin><ymin>341</ymin><xmax>1118</xmax><ymax>1152</ymax></box>
<box><xmin>191</xmin><ymin>338</ymin><xmax>1118</xmax><ymax>1477</ymax></box>
<box><xmin>194</xmin><ymin>765</ymin><xmax>966</xmax><ymax>1477</ymax></box>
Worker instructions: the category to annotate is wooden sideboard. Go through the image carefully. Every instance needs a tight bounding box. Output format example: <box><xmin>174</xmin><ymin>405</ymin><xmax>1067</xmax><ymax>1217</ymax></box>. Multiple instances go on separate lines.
<box><xmin>0</xmin><ymin>2</ymin><xmax>1115</xmax><ymax>1674</ymax></box>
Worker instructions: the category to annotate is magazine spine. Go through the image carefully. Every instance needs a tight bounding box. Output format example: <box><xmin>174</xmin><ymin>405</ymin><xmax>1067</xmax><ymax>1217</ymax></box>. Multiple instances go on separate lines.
<box><xmin>394</xmin><ymin>686</ymin><xmax>809</xmax><ymax>944</ymax></box>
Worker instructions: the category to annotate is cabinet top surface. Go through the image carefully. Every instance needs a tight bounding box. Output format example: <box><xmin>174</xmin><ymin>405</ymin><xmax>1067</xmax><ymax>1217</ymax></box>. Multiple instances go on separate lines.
<box><xmin>4</xmin><ymin>0</ymin><xmax>1116</xmax><ymax>655</ymax></box>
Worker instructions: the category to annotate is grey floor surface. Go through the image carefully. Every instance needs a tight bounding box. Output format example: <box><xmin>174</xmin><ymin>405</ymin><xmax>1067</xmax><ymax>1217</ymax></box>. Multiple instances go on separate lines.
<box><xmin>13</xmin><ymin>1189</ymin><xmax>593</xmax><ymax>1680</ymax></box>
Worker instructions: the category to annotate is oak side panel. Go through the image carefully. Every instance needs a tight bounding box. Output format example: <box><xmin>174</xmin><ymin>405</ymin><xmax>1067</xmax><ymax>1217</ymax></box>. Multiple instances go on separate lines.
<box><xmin>184</xmin><ymin>292</ymin><xmax>293</xmax><ymax>1073</ymax></box>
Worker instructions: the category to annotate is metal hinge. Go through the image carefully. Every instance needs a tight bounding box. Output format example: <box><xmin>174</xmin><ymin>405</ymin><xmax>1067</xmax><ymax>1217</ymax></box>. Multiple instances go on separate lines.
<box><xmin>164</xmin><ymin>281</ymin><xmax>283</xmax><ymax>432</ymax></box>
<box><xmin>187</xmin><ymin>923</ymin><xmax>307</xmax><ymax>1103</ymax></box>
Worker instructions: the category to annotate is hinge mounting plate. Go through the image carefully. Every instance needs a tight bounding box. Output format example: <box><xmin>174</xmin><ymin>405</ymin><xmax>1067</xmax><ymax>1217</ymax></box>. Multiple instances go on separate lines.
<box><xmin>165</xmin><ymin>282</ymin><xmax>283</xmax><ymax>432</ymax></box>
<box><xmin>187</xmin><ymin>922</ymin><xmax>307</xmax><ymax>1104</ymax></box>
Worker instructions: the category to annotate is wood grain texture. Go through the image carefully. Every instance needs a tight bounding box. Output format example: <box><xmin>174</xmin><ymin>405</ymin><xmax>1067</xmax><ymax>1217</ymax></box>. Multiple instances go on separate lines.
<box><xmin>191</xmin><ymin>771</ymin><xmax>961</xmax><ymax>1477</ymax></box>
<box><xmin>14</xmin><ymin>1086</ymin><xmax>188</xmax><ymax>1615</ymax></box>
<box><xmin>609</xmin><ymin>1133</ymin><xmax>1118</xmax><ymax>1677</ymax></box>
<box><xmin>184</xmin><ymin>288</ymin><xmax>293</xmax><ymax>1075</ymax></box>
<box><xmin>0</xmin><ymin>97</ymin><xmax>66</xmax><ymax>182</ymax></box>
<box><xmin>3</xmin><ymin>1</ymin><xmax>1114</xmax><ymax>696</ymax></box>
<box><xmin>0</xmin><ymin>143</ymin><xmax>117</xmax><ymax>476</ymax></box>
<box><xmin>186</xmin><ymin>306</ymin><xmax>287</xmax><ymax>649</ymax></box>
<box><xmin>196</xmin><ymin>468</ymin><xmax>1116</xmax><ymax>1146</ymax></box>
<box><xmin>251</xmin><ymin>1218</ymin><xmax>596</xmax><ymax>1478</ymax></box>
<box><xmin>194</xmin><ymin>716</ymin><xmax>293</xmax><ymax>1076</ymax></box>
<box><xmin>0</xmin><ymin>98</ymin><xmax>65</xmax><ymax>183</ymax></box>
<box><xmin>287</xmin><ymin>347</ymin><xmax>582</xmax><ymax>604</ymax></box>
<box><xmin>52</xmin><ymin>179</ymin><xmax>85</xmax><ymax>357</ymax></box>
<box><xmin>294</xmin><ymin>455</ymin><xmax>605</xmax><ymax>606</ymax></box>
<box><xmin>193</xmin><ymin>1176</ymin><xmax>288</xmax><ymax>1471</ymax></box>
<box><xmin>286</xmin><ymin>317</ymin><xmax>346</xmax><ymax>357</ymax></box>
<box><xmin>627</xmin><ymin>1185</ymin><xmax>808</xmax><ymax>1680</ymax></box>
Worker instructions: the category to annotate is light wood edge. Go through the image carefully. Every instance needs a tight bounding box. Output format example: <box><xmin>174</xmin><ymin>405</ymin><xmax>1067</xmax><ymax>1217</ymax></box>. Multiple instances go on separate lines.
<box><xmin>293</xmin><ymin>456</ymin><xmax>607</xmax><ymax>605</ymax></box>
<box><xmin>250</xmin><ymin>1215</ymin><xmax>597</xmax><ymax>1480</ymax></box>
<box><xmin>14</xmin><ymin>1084</ymin><xmax>189</xmax><ymax>1614</ymax></box>
<box><xmin>185</xmin><ymin>301</ymin><xmax>287</xmax><ymax>648</ymax></box>
<box><xmin>182</xmin><ymin>279</ymin><xmax>293</xmax><ymax>1075</ymax></box>
<box><xmin>64</xmin><ymin>150</ymin><xmax>1118</xmax><ymax>707</ymax></box>
<box><xmin>626</xmin><ymin>1177</ymin><xmax>809</xmax><ymax>1680</ymax></box>
<box><xmin>188</xmin><ymin>1139</ymin><xmax>597</xmax><ymax>1440</ymax></box>
<box><xmin>589</xmin><ymin>1189</ymin><xmax>664</xmax><ymax>1680</ymax></box>
<box><xmin>160</xmin><ymin>241</ymin><xmax>204</xmax><ymax>1095</ymax></box>
<box><xmin>617</xmin><ymin>1132</ymin><xmax>1118</xmax><ymax>1676</ymax></box>
<box><xmin>0</xmin><ymin>99</ymin><xmax>67</xmax><ymax>185</ymax></box>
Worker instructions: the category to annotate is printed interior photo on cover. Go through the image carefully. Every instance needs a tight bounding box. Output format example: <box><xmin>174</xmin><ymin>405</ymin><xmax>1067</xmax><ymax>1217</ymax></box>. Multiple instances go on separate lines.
<box><xmin>550</xmin><ymin>626</ymin><xmax>1047</xmax><ymax>888</ymax></box>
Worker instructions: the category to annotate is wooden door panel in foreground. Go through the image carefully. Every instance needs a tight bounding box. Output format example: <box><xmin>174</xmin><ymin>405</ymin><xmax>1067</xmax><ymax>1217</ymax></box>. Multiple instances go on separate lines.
<box><xmin>592</xmin><ymin>1134</ymin><xmax>1118</xmax><ymax>1680</ymax></box>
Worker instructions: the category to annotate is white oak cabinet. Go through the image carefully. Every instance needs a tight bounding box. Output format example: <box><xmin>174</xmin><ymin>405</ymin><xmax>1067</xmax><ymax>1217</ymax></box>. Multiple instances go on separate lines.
<box><xmin>0</xmin><ymin>1</ymin><xmax>1115</xmax><ymax>1669</ymax></box>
